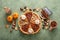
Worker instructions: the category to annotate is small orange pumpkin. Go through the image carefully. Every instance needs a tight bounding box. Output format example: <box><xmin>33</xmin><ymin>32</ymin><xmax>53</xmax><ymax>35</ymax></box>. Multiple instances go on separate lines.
<box><xmin>12</xmin><ymin>12</ymin><xmax>19</xmax><ymax>19</ymax></box>
<box><xmin>7</xmin><ymin>16</ymin><xmax>13</xmax><ymax>22</ymax></box>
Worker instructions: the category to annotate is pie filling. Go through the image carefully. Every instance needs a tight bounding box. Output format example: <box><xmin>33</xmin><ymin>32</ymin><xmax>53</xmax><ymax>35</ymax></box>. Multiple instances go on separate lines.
<box><xmin>22</xmin><ymin>24</ymin><xmax>29</xmax><ymax>32</ymax></box>
<box><xmin>31</xmin><ymin>23</ymin><xmax>39</xmax><ymax>32</ymax></box>
<box><xmin>25</xmin><ymin>12</ymin><xmax>32</xmax><ymax>21</ymax></box>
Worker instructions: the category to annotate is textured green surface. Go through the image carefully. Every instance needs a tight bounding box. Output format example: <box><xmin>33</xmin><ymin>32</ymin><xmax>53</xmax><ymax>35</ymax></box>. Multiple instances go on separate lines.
<box><xmin>0</xmin><ymin>0</ymin><xmax>60</xmax><ymax>40</ymax></box>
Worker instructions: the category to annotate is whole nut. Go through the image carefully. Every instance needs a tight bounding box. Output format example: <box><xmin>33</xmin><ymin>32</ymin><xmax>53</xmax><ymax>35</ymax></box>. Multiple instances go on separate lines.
<box><xmin>5</xmin><ymin>24</ymin><xmax>9</xmax><ymax>28</ymax></box>
<box><xmin>20</xmin><ymin>8</ymin><xmax>23</xmax><ymax>11</ymax></box>
<box><xmin>12</xmin><ymin>26</ymin><xmax>15</xmax><ymax>29</ymax></box>
<box><xmin>24</xmin><ymin>6</ymin><xmax>27</xmax><ymax>9</ymax></box>
<box><xmin>45</xmin><ymin>26</ymin><xmax>49</xmax><ymax>29</ymax></box>
<box><xmin>15</xmin><ymin>27</ymin><xmax>18</xmax><ymax>31</ymax></box>
<box><xmin>10</xmin><ymin>29</ymin><xmax>13</xmax><ymax>33</ymax></box>
<box><xmin>33</xmin><ymin>9</ymin><xmax>36</xmax><ymax>11</ymax></box>
<box><xmin>29</xmin><ymin>9</ymin><xmax>32</xmax><ymax>11</ymax></box>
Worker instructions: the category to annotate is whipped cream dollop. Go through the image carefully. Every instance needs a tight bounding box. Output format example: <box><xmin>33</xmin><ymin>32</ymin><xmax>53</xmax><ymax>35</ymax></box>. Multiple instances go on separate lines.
<box><xmin>21</xmin><ymin>15</ymin><xmax>26</xmax><ymax>20</ymax></box>
<box><xmin>28</xmin><ymin>28</ymin><xmax>33</xmax><ymax>34</ymax></box>
<box><xmin>35</xmin><ymin>19</ymin><xmax>40</xmax><ymax>24</ymax></box>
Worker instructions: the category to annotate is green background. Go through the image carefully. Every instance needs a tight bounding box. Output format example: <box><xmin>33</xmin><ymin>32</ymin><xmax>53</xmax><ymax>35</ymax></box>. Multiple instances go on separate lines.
<box><xmin>0</xmin><ymin>0</ymin><xmax>60</xmax><ymax>40</ymax></box>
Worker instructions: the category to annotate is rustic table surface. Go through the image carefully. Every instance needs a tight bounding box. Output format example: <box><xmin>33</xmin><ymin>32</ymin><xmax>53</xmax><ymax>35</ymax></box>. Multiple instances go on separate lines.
<box><xmin>0</xmin><ymin>0</ymin><xmax>60</xmax><ymax>40</ymax></box>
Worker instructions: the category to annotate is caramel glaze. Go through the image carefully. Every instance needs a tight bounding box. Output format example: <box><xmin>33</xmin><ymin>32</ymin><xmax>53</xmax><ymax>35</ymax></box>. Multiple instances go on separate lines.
<box><xmin>22</xmin><ymin>24</ymin><xmax>29</xmax><ymax>32</ymax></box>
<box><xmin>25</xmin><ymin>11</ymin><xmax>32</xmax><ymax>22</ymax></box>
